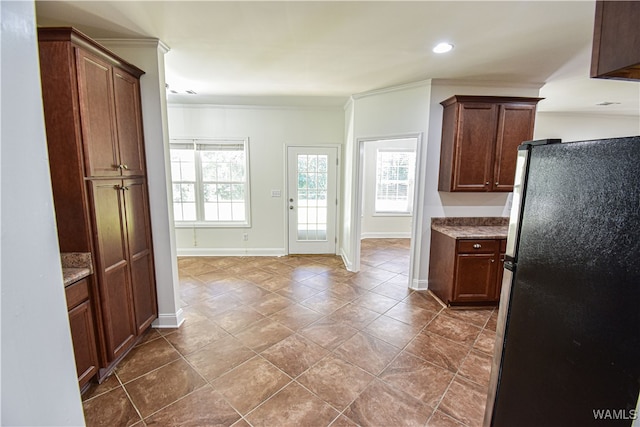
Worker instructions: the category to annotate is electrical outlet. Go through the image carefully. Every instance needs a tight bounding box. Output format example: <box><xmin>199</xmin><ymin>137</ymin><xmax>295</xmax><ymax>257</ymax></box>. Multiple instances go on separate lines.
<box><xmin>243</xmin><ymin>233</ymin><xmax>248</xmax><ymax>241</ymax></box>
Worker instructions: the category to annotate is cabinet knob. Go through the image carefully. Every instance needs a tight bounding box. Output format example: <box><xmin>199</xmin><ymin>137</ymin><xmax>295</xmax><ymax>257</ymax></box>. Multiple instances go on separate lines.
<box><xmin>473</xmin><ymin>243</ymin><xmax>481</xmax><ymax>249</ymax></box>
<box><xmin>485</xmin><ymin>181</ymin><xmax>489</xmax><ymax>185</ymax></box>
<box><xmin>491</xmin><ymin>259</ymin><xmax>495</xmax><ymax>263</ymax></box>
<box><xmin>122</xmin><ymin>164</ymin><xmax>129</xmax><ymax>170</ymax></box>
<box><xmin>495</xmin><ymin>182</ymin><xmax>499</xmax><ymax>185</ymax></box>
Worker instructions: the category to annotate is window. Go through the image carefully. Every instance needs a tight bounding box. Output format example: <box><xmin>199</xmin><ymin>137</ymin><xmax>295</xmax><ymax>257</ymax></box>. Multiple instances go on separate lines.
<box><xmin>170</xmin><ymin>138</ymin><xmax>250</xmax><ymax>227</ymax></box>
<box><xmin>375</xmin><ymin>149</ymin><xmax>416</xmax><ymax>214</ymax></box>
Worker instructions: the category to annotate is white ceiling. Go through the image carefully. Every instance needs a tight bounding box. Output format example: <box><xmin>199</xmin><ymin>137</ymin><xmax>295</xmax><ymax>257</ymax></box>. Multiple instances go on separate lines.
<box><xmin>35</xmin><ymin>1</ymin><xmax>639</xmax><ymax>115</ymax></box>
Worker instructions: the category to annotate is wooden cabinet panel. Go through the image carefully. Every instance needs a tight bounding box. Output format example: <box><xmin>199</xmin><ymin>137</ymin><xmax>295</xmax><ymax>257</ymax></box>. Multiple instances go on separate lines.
<box><xmin>68</xmin><ymin>299</ymin><xmax>100</xmax><ymax>388</ymax></box>
<box><xmin>454</xmin><ymin>103</ymin><xmax>497</xmax><ymax>191</ymax></box>
<box><xmin>65</xmin><ymin>277</ymin><xmax>99</xmax><ymax>390</ymax></box>
<box><xmin>113</xmin><ymin>69</ymin><xmax>146</xmax><ymax>176</ymax></box>
<box><xmin>89</xmin><ymin>180</ymin><xmax>136</xmax><ymax>362</ymax></box>
<box><xmin>457</xmin><ymin>239</ymin><xmax>498</xmax><ymax>254</ymax></box>
<box><xmin>123</xmin><ymin>179</ymin><xmax>157</xmax><ymax>333</ymax></box>
<box><xmin>494</xmin><ymin>104</ymin><xmax>536</xmax><ymax>191</ymax></box>
<box><xmin>439</xmin><ymin>96</ymin><xmax>541</xmax><ymax>192</ymax></box>
<box><xmin>454</xmin><ymin>253</ymin><xmax>497</xmax><ymax>302</ymax></box>
<box><xmin>76</xmin><ymin>50</ymin><xmax>119</xmax><ymax>177</ymax></box>
<box><xmin>591</xmin><ymin>0</ymin><xmax>640</xmax><ymax>81</ymax></box>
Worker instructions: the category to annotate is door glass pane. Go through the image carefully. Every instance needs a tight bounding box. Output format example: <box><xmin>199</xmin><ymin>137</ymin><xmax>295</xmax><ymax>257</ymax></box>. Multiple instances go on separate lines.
<box><xmin>297</xmin><ymin>154</ymin><xmax>328</xmax><ymax>241</ymax></box>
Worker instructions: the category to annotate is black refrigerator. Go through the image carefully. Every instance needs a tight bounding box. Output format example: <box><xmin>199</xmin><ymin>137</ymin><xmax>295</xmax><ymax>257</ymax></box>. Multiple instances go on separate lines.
<box><xmin>484</xmin><ymin>136</ymin><xmax>640</xmax><ymax>427</ymax></box>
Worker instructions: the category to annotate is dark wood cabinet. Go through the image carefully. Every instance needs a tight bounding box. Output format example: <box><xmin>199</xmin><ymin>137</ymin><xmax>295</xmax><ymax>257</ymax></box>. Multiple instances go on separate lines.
<box><xmin>123</xmin><ymin>179</ymin><xmax>157</xmax><ymax>333</ymax></box>
<box><xmin>438</xmin><ymin>96</ymin><xmax>541</xmax><ymax>192</ymax></box>
<box><xmin>591</xmin><ymin>0</ymin><xmax>640</xmax><ymax>81</ymax></box>
<box><xmin>76</xmin><ymin>47</ymin><xmax>147</xmax><ymax>177</ymax></box>
<box><xmin>65</xmin><ymin>278</ymin><xmax>99</xmax><ymax>390</ymax></box>
<box><xmin>88</xmin><ymin>180</ymin><xmax>137</xmax><ymax>361</ymax></box>
<box><xmin>38</xmin><ymin>27</ymin><xmax>157</xmax><ymax>380</ymax></box>
<box><xmin>429</xmin><ymin>230</ymin><xmax>506</xmax><ymax>306</ymax></box>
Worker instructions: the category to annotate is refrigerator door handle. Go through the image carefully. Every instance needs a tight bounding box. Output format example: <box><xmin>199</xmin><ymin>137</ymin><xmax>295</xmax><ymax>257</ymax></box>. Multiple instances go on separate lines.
<box><xmin>504</xmin><ymin>255</ymin><xmax>516</xmax><ymax>272</ymax></box>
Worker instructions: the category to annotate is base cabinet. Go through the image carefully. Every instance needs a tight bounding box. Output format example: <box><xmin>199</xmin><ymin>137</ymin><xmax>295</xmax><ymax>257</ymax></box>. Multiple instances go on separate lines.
<box><xmin>65</xmin><ymin>278</ymin><xmax>99</xmax><ymax>390</ymax></box>
<box><xmin>429</xmin><ymin>230</ymin><xmax>506</xmax><ymax>306</ymax></box>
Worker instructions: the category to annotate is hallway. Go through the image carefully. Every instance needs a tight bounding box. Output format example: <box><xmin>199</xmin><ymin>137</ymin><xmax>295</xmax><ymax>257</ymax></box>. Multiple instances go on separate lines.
<box><xmin>82</xmin><ymin>239</ymin><xmax>496</xmax><ymax>426</ymax></box>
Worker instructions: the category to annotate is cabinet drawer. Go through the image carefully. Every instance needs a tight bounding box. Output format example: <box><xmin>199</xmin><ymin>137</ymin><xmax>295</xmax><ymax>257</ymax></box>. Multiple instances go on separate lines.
<box><xmin>457</xmin><ymin>239</ymin><xmax>498</xmax><ymax>254</ymax></box>
<box><xmin>65</xmin><ymin>277</ymin><xmax>90</xmax><ymax>310</ymax></box>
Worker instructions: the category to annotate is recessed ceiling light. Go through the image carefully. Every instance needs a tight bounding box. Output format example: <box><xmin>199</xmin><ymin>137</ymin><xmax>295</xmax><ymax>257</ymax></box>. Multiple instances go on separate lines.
<box><xmin>433</xmin><ymin>42</ymin><xmax>454</xmax><ymax>54</ymax></box>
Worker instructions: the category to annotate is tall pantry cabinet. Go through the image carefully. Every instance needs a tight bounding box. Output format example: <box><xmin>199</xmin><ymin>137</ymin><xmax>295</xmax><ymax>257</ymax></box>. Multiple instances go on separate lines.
<box><xmin>38</xmin><ymin>28</ymin><xmax>157</xmax><ymax>378</ymax></box>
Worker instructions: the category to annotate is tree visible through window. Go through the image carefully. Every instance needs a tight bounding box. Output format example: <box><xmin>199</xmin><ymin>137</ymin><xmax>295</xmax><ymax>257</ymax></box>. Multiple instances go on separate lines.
<box><xmin>170</xmin><ymin>138</ymin><xmax>250</xmax><ymax>226</ymax></box>
<box><xmin>375</xmin><ymin>149</ymin><xmax>415</xmax><ymax>214</ymax></box>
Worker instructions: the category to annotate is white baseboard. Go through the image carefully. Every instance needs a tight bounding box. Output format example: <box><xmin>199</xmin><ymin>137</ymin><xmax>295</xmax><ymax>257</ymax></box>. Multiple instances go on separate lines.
<box><xmin>410</xmin><ymin>278</ymin><xmax>428</xmax><ymax>291</ymax></box>
<box><xmin>361</xmin><ymin>232</ymin><xmax>412</xmax><ymax>239</ymax></box>
<box><xmin>152</xmin><ymin>308</ymin><xmax>185</xmax><ymax>329</ymax></box>
<box><xmin>176</xmin><ymin>247</ymin><xmax>286</xmax><ymax>257</ymax></box>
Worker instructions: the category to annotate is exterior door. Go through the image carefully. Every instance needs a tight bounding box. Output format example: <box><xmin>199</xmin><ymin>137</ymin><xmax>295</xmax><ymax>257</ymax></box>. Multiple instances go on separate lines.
<box><xmin>287</xmin><ymin>146</ymin><xmax>338</xmax><ymax>254</ymax></box>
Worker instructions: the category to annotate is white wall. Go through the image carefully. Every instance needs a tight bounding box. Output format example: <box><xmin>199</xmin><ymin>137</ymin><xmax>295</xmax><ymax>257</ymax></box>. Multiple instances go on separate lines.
<box><xmin>361</xmin><ymin>138</ymin><xmax>416</xmax><ymax>238</ymax></box>
<box><xmin>340</xmin><ymin>82</ymin><xmax>431</xmax><ymax>278</ymax></box>
<box><xmin>168</xmin><ymin>104</ymin><xmax>344</xmax><ymax>255</ymax></box>
<box><xmin>535</xmin><ymin>112</ymin><xmax>639</xmax><ymax>141</ymax></box>
<box><xmin>1</xmin><ymin>2</ymin><xmax>86</xmax><ymax>424</ymax></box>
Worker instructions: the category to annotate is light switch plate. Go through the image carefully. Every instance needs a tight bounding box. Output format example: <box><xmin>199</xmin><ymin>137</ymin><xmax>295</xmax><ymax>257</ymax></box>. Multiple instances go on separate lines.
<box><xmin>271</xmin><ymin>190</ymin><xmax>281</xmax><ymax>197</ymax></box>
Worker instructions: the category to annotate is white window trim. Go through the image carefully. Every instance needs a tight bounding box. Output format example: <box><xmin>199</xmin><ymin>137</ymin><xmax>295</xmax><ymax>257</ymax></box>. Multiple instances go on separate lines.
<box><xmin>374</xmin><ymin>148</ymin><xmax>416</xmax><ymax>215</ymax></box>
<box><xmin>170</xmin><ymin>137</ymin><xmax>251</xmax><ymax>228</ymax></box>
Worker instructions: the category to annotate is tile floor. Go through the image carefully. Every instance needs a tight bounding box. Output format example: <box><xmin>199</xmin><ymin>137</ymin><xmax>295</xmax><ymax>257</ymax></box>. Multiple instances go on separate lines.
<box><xmin>82</xmin><ymin>239</ymin><xmax>497</xmax><ymax>427</ymax></box>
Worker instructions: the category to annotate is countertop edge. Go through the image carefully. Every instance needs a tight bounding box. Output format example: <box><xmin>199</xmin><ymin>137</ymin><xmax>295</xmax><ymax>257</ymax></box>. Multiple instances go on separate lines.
<box><xmin>63</xmin><ymin>268</ymin><xmax>92</xmax><ymax>287</ymax></box>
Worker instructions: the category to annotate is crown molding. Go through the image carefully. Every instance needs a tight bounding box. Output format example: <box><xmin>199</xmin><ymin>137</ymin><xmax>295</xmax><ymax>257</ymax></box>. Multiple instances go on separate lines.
<box><xmin>95</xmin><ymin>37</ymin><xmax>170</xmax><ymax>54</ymax></box>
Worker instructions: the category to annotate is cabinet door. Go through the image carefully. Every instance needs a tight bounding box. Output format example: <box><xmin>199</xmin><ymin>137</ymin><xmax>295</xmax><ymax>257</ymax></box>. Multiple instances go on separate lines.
<box><xmin>454</xmin><ymin>253</ymin><xmax>497</xmax><ymax>302</ymax></box>
<box><xmin>493</xmin><ymin>104</ymin><xmax>536</xmax><ymax>191</ymax></box>
<box><xmin>453</xmin><ymin>103</ymin><xmax>498</xmax><ymax>191</ymax></box>
<box><xmin>89</xmin><ymin>180</ymin><xmax>137</xmax><ymax>361</ymax></box>
<box><xmin>113</xmin><ymin>68</ymin><xmax>146</xmax><ymax>177</ymax></box>
<box><xmin>68</xmin><ymin>299</ymin><xmax>99</xmax><ymax>388</ymax></box>
<box><xmin>123</xmin><ymin>178</ymin><xmax>157</xmax><ymax>333</ymax></box>
<box><xmin>76</xmin><ymin>49</ymin><xmax>119</xmax><ymax>177</ymax></box>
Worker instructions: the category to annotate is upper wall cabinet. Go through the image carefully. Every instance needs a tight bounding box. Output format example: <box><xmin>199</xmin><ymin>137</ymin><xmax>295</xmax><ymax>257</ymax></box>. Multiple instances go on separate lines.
<box><xmin>438</xmin><ymin>95</ymin><xmax>542</xmax><ymax>192</ymax></box>
<box><xmin>591</xmin><ymin>0</ymin><xmax>640</xmax><ymax>81</ymax></box>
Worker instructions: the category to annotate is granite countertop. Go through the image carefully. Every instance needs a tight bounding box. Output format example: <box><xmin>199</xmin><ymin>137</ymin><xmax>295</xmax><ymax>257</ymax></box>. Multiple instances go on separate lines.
<box><xmin>61</xmin><ymin>252</ymin><xmax>93</xmax><ymax>287</ymax></box>
<box><xmin>431</xmin><ymin>217</ymin><xmax>509</xmax><ymax>240</ymax></box>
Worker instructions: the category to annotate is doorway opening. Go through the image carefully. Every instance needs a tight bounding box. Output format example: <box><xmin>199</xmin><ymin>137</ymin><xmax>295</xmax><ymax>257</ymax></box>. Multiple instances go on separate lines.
<box><xmin>353</xmin><ymin>134</ymin><xmax>422</xmax><ymax>287</ymax></box>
